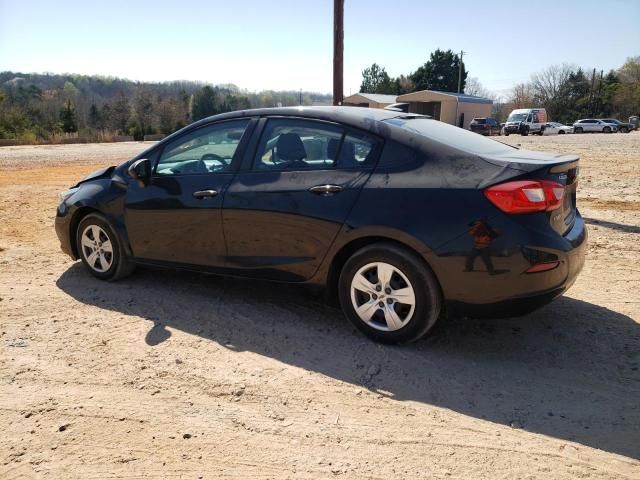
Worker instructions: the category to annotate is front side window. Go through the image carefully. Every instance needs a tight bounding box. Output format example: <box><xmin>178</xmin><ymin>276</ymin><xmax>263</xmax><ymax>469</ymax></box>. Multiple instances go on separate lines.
<box><xmin>155</xmin><ymin>119</ymin><xmax>249</xmax><ymax>176</ymax></box>
<box><xmin>253</xmin><ymin>119</ymin><xmax>344</xmax><ymax>171</ymax></box>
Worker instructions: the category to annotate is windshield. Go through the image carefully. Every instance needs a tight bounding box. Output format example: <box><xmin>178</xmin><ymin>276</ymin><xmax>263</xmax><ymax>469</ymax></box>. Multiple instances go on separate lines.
<box><xmin>384</xmin><ymin>118</ymin><xmax>514</xmax><ymax>155</ymax></box>
<box><xmin>507</xmin><ymin>113</ymin><xmax>528</xmax><ymax>122</ymax></box>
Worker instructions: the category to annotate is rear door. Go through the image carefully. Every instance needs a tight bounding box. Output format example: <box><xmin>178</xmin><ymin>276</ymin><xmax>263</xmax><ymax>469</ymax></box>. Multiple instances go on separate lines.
<box><xmin>222</xmin><ymin>117</ymin><xmax>382</xmax><ymax>281</ymax></box>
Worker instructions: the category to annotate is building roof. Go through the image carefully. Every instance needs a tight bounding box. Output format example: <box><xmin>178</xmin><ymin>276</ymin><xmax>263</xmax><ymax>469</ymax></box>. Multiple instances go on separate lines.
<box><xmin>397</xmin><ymin>89</ymin><xmax>493</xmax><ymax>104</ymax></box>
<box><xmin>344</xmin><ymin>93</ymin><xmax>398</xmax><ymax>104</ymax></box>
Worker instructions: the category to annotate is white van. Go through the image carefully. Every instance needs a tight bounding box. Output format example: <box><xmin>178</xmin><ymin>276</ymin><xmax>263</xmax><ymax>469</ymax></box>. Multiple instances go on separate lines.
<box><xmin>504</xmin><ymin>108</ymin><xmax>548</xmax><ymax>136</ymax></box>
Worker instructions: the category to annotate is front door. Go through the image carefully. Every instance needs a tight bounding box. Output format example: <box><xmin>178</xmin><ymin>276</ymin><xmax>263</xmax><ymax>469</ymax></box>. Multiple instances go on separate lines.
<box><xmin>222</xmin><ymin>118</ymin><xmax>382</xmax><ymax>281</ymax></box>
<box><xmin>124</xmin><ymin>119</ymin><xmax>251</xmax><ymax>267</ymax></box>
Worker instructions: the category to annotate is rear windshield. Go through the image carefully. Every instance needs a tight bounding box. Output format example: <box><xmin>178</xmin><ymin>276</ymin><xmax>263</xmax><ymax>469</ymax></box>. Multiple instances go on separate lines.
<box><xmin>472</xmin><ymin>118</ymin><xmax>486</xmax><ymax>124</ymax></box>
<box><xmin>383</xmin><ymin>118</ymin><xmax>514</xmax><ymax>155</ymax></box>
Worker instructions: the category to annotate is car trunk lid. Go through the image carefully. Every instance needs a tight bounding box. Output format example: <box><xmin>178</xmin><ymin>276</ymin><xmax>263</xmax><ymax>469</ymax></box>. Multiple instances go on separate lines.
<box><xmin>480</xmin><ymin>149</ymin><xmax>580</xmax><ymax>236</ymax></box>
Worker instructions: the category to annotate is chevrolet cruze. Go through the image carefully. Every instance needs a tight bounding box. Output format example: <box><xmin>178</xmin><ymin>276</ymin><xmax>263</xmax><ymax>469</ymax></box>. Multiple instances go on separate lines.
<box><xmin>55</xmin><ymin>107</ymin><xmax>586</xmax><ymax>344</ymax></box>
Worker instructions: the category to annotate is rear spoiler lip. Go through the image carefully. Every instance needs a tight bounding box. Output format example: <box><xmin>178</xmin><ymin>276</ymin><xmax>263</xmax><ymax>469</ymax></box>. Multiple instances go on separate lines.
<box><xmin>477</xmin><ymin>152</ymin><xmax>579</xmax><ymax>189</ymax></box>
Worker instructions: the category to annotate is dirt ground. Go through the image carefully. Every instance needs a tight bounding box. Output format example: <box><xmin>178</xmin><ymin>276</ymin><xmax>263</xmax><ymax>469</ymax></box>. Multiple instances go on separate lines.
<box><xmin>1</xmin><ymin>134</ymin><xmax>639</xmax><ymax>479</ymax></box>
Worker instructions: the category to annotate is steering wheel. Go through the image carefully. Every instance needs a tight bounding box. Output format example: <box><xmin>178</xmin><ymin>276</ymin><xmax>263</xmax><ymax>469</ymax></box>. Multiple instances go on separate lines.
<box><xmin>170</xmin><ymin>159</ymin><xmax>209</xmax><ymax>175</ymax></box>
<box><xmin>201</xmin><ymin>153</ymin><xmax>228</xmax><ymax>171</ymax></box>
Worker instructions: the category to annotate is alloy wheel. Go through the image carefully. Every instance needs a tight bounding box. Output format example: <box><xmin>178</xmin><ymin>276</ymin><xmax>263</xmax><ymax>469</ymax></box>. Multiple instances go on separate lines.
<box><xmin>350</xmin><ymin>262</ymin><xmax>416</xmax><ymax>331</ymax></box>
<box><xmin>80</xmin><ymin>225</ymin><xmax>113</xmax><ymax>273</ymax></box>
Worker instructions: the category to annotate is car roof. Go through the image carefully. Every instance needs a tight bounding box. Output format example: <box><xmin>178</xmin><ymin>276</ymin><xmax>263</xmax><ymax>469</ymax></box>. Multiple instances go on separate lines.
<box><xmin>154</xmin><ymin>106</ymin><xmax>427</xmax><ymax>147</ymax></box>
<box><xmin>202</xmin><ymin>106</ymin><xmax>421</xmax><ymax>127</ymax></box>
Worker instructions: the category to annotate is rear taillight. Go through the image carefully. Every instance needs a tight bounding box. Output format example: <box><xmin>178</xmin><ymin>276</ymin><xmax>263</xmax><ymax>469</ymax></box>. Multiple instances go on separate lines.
<box><xmin>484</xmin><ymin>180</ymin><xmax>565</xmax><ymax>214</ymax></box>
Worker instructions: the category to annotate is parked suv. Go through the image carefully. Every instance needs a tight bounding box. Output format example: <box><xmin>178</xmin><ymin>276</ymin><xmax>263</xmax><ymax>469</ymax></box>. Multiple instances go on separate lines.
<box><xmin>573</xmin><ymin>119</ymin><xmax>618</xmax><ymax>133</ymax></box>
<box><xmin>598</xmin><ymin>118</ymin><xmax>633</xmax><ymax>133</ymax></box>
<box><xmin>469</xmin><ymin>117</ymin><xmax>501</xmax><ymax>136</ymax></box>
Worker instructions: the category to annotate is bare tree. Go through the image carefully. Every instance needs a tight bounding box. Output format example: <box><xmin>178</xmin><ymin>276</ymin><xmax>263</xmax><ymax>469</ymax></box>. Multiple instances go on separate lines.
<box><xmin>464</xmin><ymin>77</ymin><xmax>492</xmax><ymax>98</ymax></box>
<box><xmin>618</xmin><ymin>56</ymin><xmax>640</xmax><ymax>83</ymax></box>
<box><xmin>529</xmin><ymin>64</ymin><xmax>574</xmax><ymax>104</ymax></box>
<box><xmin>509</xmin><ymin>83</ymin><xmax>534</xmax><ymax>109</ymax></box>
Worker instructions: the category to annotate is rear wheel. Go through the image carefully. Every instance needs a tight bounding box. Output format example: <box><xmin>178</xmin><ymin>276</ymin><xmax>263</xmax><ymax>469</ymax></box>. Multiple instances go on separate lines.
<box><xmin>338</xmin><ymin>243</ymin><xmax>442</xmax><ymax>344</ymax></box>
<box><xmin>76</xmin><ymin>213</ymin><xmax>134</xmax><ymax>281</ymax></box>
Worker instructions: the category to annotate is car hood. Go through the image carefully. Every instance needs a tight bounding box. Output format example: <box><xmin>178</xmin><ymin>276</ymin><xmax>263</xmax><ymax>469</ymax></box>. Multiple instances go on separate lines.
<box><xmin>72</xmin><ymin>166</ymin><xmax>115</xmax><ymax>187</ymax></box>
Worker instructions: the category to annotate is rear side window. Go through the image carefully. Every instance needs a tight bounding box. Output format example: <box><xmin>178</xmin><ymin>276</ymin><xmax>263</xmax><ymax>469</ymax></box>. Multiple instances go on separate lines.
<box><xmin>253</xmin><ymin>119</ymin><xmax>380</xmax><ymax>171</ymax></box>
<box><xmin>254</xmin><ymin>119</ymin><xmax>343</xmax><ymax>171</ymax></box>
<box><xmin>337</xmin><ymin>131</ymin><xmax>380</xmax><ymax>169</ymax></box>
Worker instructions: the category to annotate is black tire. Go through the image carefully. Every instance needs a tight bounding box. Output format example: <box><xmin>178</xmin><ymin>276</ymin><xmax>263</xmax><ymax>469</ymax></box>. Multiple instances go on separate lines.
<box><xmin>603</xmin><ymin>126</ymin><xmax>611</xmax><ymax>133</ymax></box>
<box><xmin>504</xmin><ymin>132</ymin><xmax>509</xmax><ymax>136</ymax></box>
<box><xmin>558</xmin><ymin>130</ymin><xmax>565</xmax><ymax>134</ymax></box>
<box><xmin>338</xmin><ymin>243</ymin><xmax>442</xmax><ymax>344</ymax></box>
<box><xmin>520</xmin><ymin>126</ymin><xmax>529</xmax><ymax>136</ymax></box>
<box><xmin>575</xmin><ymin>127</ymin><xmax>583</xmax><ymax>134</ymax></box>
<box><xmin>76</xmin><ymin>213</ymin><xmax>135</xmax><ymax>281</ymax></box>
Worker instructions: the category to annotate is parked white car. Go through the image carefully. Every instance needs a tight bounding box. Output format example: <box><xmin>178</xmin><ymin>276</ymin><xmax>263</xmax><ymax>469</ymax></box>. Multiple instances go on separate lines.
<box><xmin>573</xmin><ymin>119</ymin><xmax>618</xmax><ymax>133</ymax></box>
<box><xmin>543</xmin><ymin>122</ymin><xmax>574</xmax><ymax>135</ymax></box>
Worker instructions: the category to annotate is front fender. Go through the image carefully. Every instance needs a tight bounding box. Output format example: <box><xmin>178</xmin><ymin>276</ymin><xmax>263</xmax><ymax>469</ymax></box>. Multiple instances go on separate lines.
<box><xmin>60</xmin><ymin>179</ymin><xmax>131</xmax><ymax>258</ymax></box>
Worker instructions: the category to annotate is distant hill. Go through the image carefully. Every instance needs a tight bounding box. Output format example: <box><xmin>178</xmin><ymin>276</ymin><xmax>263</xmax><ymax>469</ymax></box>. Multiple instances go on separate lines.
<box><xmin>0</xmin><ymin>71</ymin><xmax>332</xmax><ymax>142</ymax></box>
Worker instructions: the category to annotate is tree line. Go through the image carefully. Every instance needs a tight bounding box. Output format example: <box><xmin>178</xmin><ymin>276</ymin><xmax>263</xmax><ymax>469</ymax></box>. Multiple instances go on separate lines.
<box><xmin>359</xmin><ymin>49</ymin><xmax>468</xmax><ymax>96</ymax></box>
<box><xmin>0</xmin><ymin>72</ymin><xmax>331</xmax><ymax>143</ymax></box>
<box><xmin>360</xmin><ymin>50</ymin><xmax>639</xmax><ymax>123</ymax></box>
<box><xmin>498</xmin><ymin>57</ymin><xmax>640</xmax><ymax>124</ymax></box>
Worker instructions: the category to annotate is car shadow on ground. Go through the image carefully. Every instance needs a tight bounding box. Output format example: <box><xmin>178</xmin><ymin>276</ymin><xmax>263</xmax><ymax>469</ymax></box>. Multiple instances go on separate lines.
<box><xmin>56</xmin><ymin>263</ymin><xmax>640</xmax><ymax>460</ymax></box>
<box><xmin>583</xmin><ymin>217</ymin><xmax>640</xmax><ymax>234</ymax></box>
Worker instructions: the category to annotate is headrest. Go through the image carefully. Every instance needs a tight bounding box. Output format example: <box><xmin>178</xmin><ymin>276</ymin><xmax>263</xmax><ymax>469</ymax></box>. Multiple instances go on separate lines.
<box><xmin>276</xmin><ymin>133</ymin><xmax>306</xmax><ymax>161</ymax></box>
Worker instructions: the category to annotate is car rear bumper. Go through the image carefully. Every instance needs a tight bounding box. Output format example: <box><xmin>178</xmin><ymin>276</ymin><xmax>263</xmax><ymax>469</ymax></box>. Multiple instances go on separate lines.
<box><xmin>435</xmin><ymin>213</ymin><xmax>587</xmax><ymax>319</ymax></box>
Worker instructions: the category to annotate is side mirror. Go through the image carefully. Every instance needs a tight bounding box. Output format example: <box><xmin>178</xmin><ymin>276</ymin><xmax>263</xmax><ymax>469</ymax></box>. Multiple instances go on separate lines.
<box><xmin>128</xmin><ymin>158</ymin><xmax>151</xmax><ymax>183</ymax></box>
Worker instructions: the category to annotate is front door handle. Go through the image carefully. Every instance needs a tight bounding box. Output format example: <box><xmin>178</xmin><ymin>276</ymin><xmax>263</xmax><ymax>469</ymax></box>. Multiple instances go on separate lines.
<box><xmin>193</xmin><ymin>189</ymin><xmax>218</xmax><ymax>199</ymax></box>
<box><xmin>309</xmin><ymin>184</ymin><xmax>343</xmax><ymax>195</ymax></box>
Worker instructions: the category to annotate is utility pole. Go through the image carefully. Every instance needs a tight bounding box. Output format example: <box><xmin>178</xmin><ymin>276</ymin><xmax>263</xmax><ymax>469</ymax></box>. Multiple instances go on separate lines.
<box><xmin>457</xmin><ymin>50</ymin><xmax>465</xmax><ymax>94</ymax></box>
<box><xmin>595</xmin><ymin>70</ymin><xmax>603</xmax><ymax>115</ymax></box>
<box><xmin>299</xmin><ymin>88</ymin><xmax>302</xmax><ymax>105</ymax></box>
<box><xmin>333</xmin><ymin>0</ymin><xmax>344</xmax><ymax>105</ymax></box>
<box><xmin>588</xmin><ymin>67</ymin><xmax>596</xmax><ymax>116</ymax></box>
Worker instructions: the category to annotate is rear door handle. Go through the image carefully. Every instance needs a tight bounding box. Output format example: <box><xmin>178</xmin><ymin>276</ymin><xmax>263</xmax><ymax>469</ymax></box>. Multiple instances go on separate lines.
<box><xmin>309</xmin><ymin>184</ymin><xmax>343</xmax><ymax>195</ymax></box>
<box><xmin>193</xmin><ymin>189</ymin><xmax>218</xmax><ymax>199</ymax></box>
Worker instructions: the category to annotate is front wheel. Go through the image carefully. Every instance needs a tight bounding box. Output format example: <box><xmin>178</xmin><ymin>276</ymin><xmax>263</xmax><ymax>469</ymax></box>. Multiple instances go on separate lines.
<box><xmin>558</xmin><ymin>130</ymin><xmax>565</xmax><ymax>134</ymax></box>
<box><xmin>338</xmin><ymin>243</ymin><xmax>442</xmax><ymax>344</ymax></box>
<box><xmin>76</xmin><ymin>213</ymin><xmax>135</xmax><ymax>281</ymax></box>
<box><xmin>603</xmin><ymin>126</ymin><xmax>611</xmax><ymax>133</ymax></box>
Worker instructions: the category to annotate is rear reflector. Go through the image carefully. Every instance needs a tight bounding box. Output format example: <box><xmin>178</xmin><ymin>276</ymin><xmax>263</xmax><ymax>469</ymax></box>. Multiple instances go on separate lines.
<box><xmin>484</xmin><ymin>180</ymin><xmax>565</xmax><ymax>214</ymax></box>
<box><xmin>526</xmin><ymin>261</ymin><xmax>560</xmax><ymax>273</ymax></box>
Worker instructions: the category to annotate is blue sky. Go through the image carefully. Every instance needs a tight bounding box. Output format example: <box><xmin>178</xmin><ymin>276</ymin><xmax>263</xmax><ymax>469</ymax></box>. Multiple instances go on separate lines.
<box><xmin>1</xmin><ymin>0</ymin><xmax>638</xmax><ymax>97</ymax></box>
